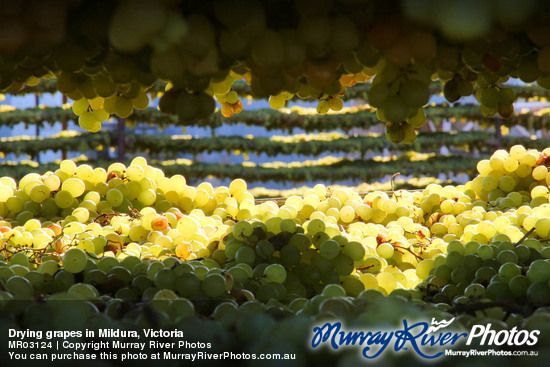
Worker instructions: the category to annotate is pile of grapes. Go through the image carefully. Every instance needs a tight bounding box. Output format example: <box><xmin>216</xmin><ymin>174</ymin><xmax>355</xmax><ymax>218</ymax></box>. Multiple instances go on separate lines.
<box><xmin>1</xmin><ymin>145</ymin><xmax>550</xmax><ymax>365</ymax></box>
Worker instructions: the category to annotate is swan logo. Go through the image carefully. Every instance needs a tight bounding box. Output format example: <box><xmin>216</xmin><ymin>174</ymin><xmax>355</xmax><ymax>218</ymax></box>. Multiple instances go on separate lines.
<box><xmin>427</xmin><ymin>318</ymin><xmax>456</xmax><ymax>334</ymax></box>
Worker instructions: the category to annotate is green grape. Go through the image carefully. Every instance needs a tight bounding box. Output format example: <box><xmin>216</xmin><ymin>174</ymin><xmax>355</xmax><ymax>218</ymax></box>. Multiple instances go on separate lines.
<box><xmin>332</xmin><ymin>254</ymin><xmax>354</xmax><ymax>276</ymax></box>
<box><xmin>235</xmin><ymin>246</ymin><xmax>255</xmax><ymax>265</ymax></box>
<box><xmin>477</xmin><ymin>245</ymin><xmax>494</xmax><ymax>260</ymax></box>
<box><xmin>376</xmin><ymin>243</ymin><xmax>394</xmax><ymax>259</ymax></box>
<box><xmin>535</xmin><ymin>218</ymin><xmax>550</xmax><ymax>238</ymax></box>
<box><xmin>54</xmin><ymin>190</ymin><xmax>75</xmax><ymax>209</ymax></box>
<box><xmin>279</xmin><ymin>218</ymin><xmax>296</xmax><ymax>233</ymax></box>
<box><xmin>106</xmin><ymin>188</ymin><xmax>124</xmax><ymax>207</ymax></box>
<box><xmin>79</xmin><ymin>112</ymin><xmax>100</xmax><ymax>131</ymax></box>
<box><xmin>321</xmin><ymin>284</ymin><xmax>346</xmax><ymax>298</ymax></box>
<box><xmin>264</xmin><ymin>264</ymin><xmax>287</xmax><ymax>283</ymax></box>
<box><xmin>176</xmin><ymin>272</ymin><xmax>201</xmax><ymax>298</ymax></box>
<box><xmin>289</xmin><ymin>233</ymin><xmax>310</xmax><ymax>252</ymax></box>
<box><xmin>72</xmin><ymin>98</ymin><xmax>89</xmax><ymax>115</ymax></box>
<box><xmin>154</xmin><ymin>268</ymin><xmax>176</xmax><ymax>290</ymax></box>
<box><xmin>84</xmin><ymin>269</ymin><xmax>107</xmax><ymax>285</ymax></box>
<box><xmin>38</xmin><ymin>260</ymin><xmax>59</xmax><ymax>276</ymax></box>
<box><xmin>339</xmin><ymin>206</ymin><xmax>355</xmax><ymax>223</ymax></box>
<box><xmin>231</xmin><ymin>220</ymin><xmax>253</xmax><ymax>242</ymax></box>
<box><xmin>29</xmin><ymin>184</ymin><xmax>51</xmax><ymax>203</ymax></box>
<box><xmin>376</xmin><ymin>272</ymin><xmax>398</xmax><ymax>293</ymax></box>
<box><xmin>202</xmin><ymin>273</ymin><xmax>227</xmax><ymax>298</ymax></box>
<box><xmin>474</xmin><ymin>267</ymin><xmax>497</xmax><ymax>283</ymax></box>
<box><xmin>24</xmin><ymin>271</ymin><xmax>44</xmax><ymax>290</ymax></box>
<box><xmin>126</xmin><ymin>165</ymin><xmax>145</xmax><ymax>181</ymax></box>
<box><xmin>342</xmin><ymin>241</ymin><xmax>365</xmax><ymax>261</ymax></box>
<box><xmin>382</xmin><ymin>96</ymin><xmax>408</xmax><ymax>122</ymax></box>
<box><xmin>400</xmin><ymin>79</ymin><xmax>430</xmax><ymax>108</ymax></box>
<box><xmin>496</xmin><ymin>250</ymin><xmax>519</xmax><ymax>265</ymax></box>
<box><xmin>416</xmin><ymin>259</ymin><xmax>434</xmax><ymax>279</ymax></box>
<box><xmin>447</xmin><ymin>240</ymin><xmax>465</xmax><ymax>254</ymax></box>
<box><xmin>319</xmin><ymin>239</ymin><xmax>340</xmax><ymax>260</ymax></box>
<box><xmin>9</xmin><ymin>252</ymin><xmax>30</xmax><ymax>267</ymax></box>
<box><xmin>61</xmin><ymin>178</ymin><xmax>86</xmax><ymax>197</ymax></box>
<box><xmin>526</xmin><ymin>259</ymin><xmax>550</xmax><ymax>282</ymax></box>
<box><xmin>527</xmin><ymin>281</ymin><xmax>550</xmax><ymax>304</ymax></box>
<box><xmin>268</xmin><ymin>94</ymin><xmax>286</xmax><ymax>109</ymax></box>
<box><xmin>464</xmin><ymin>283</ymin><xmax>486</xmax><ymax>298</ymax></box>
<box><xmin>255</xmin><ymin>239</ymin><xmax>275</xmax><ymax>260</ymax></box>
<box><xmin>498</xmin><ymin>263</ymin><xmax>522</xmax><ymax>283</ymax></box>
<box><xmin>229</xmin><ymin>178</ymin><xmax>247</xmax><ymax>196</ymax></box>
<box><xmin>67</xmin><ymin>283</ymin><xmax>99</xmax><ymax>300</ymax></box>
<box><xmin>5</xmin><ymin>276</ymin><xmax>34</xmax><ymax>298</ymax></box>
<box><xmin>62</xmin><ymin>248</ymin><xmax>88</xmax><ymax>273</ymax></box>
<box><xmin>53</xmin><ymin>270</ymin><xmax>75</xmax><ymax>291</ymax></box>
<box><xmin>280</xmin><ymin>245</ymin><xmax>301</xmax><ymax>266</ymax></box>
<box><xmin>97</xmin><ymin>257</ymin><xmax>120</xmax><ymax>273</ymax></box>
<box><xmin>307</xmin><ymin>218</ymin><xmax>326</xmax><ymax>234</ymax></box>
<box><xmin>445</xmin><ymin>251</ymin><xmax>464</xmax><ymax>269</ymax></box>
<box><xmin>508</xmin><ymin>275</ymin><xmax>531</xmax><ymax>297</ymax></box>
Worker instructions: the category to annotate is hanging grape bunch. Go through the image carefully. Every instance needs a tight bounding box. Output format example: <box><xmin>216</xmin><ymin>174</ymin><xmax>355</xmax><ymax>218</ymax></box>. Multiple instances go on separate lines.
<box><xmin>0</xmin><ymin>0</ymin><xmax>548</xmax><ymax>142</ymax></box>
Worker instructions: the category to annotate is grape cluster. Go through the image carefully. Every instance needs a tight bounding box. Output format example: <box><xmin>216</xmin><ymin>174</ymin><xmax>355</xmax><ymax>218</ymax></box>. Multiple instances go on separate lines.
<box><xmin>5</xmin><ymin>1</ymin><xmax>550</xmax><ymax>141</ymax></box>
<box><xmin>1</xmin><ymin>145</ymin><xmax>550</xmax><ymax>364</ymax></box>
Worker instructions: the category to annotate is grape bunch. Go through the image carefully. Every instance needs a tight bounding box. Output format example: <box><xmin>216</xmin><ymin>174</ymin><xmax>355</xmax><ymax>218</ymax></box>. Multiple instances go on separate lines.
<box><xmin>0</xmin><ymin>145</ymin><xmax>550</xmax><ymax>365</ymax></box>
<box><xmin>7</xmin><ymin>1</ymin><xmax>550</xmax><ymax>142</ymax></box>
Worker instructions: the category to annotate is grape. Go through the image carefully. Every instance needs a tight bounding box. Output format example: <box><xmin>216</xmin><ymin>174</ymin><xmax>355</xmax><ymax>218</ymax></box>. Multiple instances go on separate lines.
<box><xmin>280</xmin><ymin>245</ymin><xmax>301</xmax><ymax>266</ymax></box>
<box><xmin>342</xmin><ymin>241</ymin><xmax>365</xmax><ymax>261</ymax></box>
<box><xmin>268</xmin><ymin>94</ymin><xmax>286</xmax><ymax>109</ymax></box>
<box><xmin>60</xmin><ymin>160</ymin><xmax>77</xmax><ymax>175</ymax></box>
<box><xmin>235</xmin><ymin>246</ymin><xmax>255</xmax><ymax>265</ymax></box>
<box><xmin>509</xmin><ymin>275</ymin><xmax>531</xmax><ymax>297</ymax></box>
<box><xmin>339</xmin><ymin>206</ymin><xmax>355</xmax><ymax>223</ymax></box>
<box><xmin>154</xmin><ymin>268</ymin><xmax>176</xmax><ymax>290</ymax></box>
<box><xmin>319</xmin><ymin>239</ymin><xmax>340</xmax><ymax>260</ymax></box>
<box><xmin>233</xmin><ymin>221</ymin><xmax>253</xmax><ymax>240</ymax></box>
<box><xmin>202</xmin><ymin>273</ymin><xmax>227</xmax><ymax>298</ymax></box>
<box><xmin>526</xmin><ymin>260</ymin><xmax>550</xmax><ymax>282</ymax></box>
<box><xmin>307</xmin><ymin>218</ymin><xmax>325</xmax><ymax>234</ymax></box>
<box><xmin>264</xmin><ymin>264</ymin><xmax>287</xmax><ymax>283</ymax></box>
<box><xmin>62</xmin><ymin>178</ymin><xmax>86</xmax><ymax>197</ymax></box>
<box><xmin>321</xmin><ymin>284</ymin><xmax>346</xmax><ymax>298</ymax></box>
<box><xmin>498</xmin><ymin>263</ymin><xmax>521</xmax><ymax>283</ymax></box>
<box><xmin>229</xmin><ymin>179</ymin><xmax>247</xmax><ymax>196</ymax></box>
<box><xmin>67</xmin><ymin>283</ymin><xmax>99</xmax><ymax>300</ymax></box>
<box><xmin>137</xmin><ymin>189</ymin><xmax>156</xmax><ymax>205</ymax></box>
<box><xmin>332</xmin><ymin>254</ymin><xmax>354</xmax><ymax>276</ymax></box>
<box><xmin>496</xmin><ymin>250</ymin><xmax>519</xmax><ymax>265</ymax></box>
<box><xmin>62</xmin><ymin>248</ymin><xmax>88</xmax><ymax>273</ymax></box>
<box><xmin>5</xmin><ymin>276</ymin><xmax>34</xmax><ymax>298</ymax></box>
<box><xmin>54</xmin><ymin>190</ymin><xmax>74</xmax><ymax>209</ymax></box>
<box><xmin>527</xmin><ymin>281</ymin><xmax>550</xmax><ymax>304</ymax></box>
<box><xmin>102</xmin><ymin>188</ymin><xmax>123</xmax><ymax>207</ymax></box>
<box><xmin>376</xmin><ymin>243</ymin><xmax>394</xmax><ymax>259</ymax></box>
<box><xmin>376</xmin><ymin>272</ymin><xmax>397</xmax><ymax>294</ymax></box>
<box><xmin>126</xmin><ymin>165</ymin><xmax>145</xmax><ymax>181</ymax></box>
<box><xmin>464</xmin><ymin>283</ymin><xmax>486</xmax><ymax>298</ymax></box>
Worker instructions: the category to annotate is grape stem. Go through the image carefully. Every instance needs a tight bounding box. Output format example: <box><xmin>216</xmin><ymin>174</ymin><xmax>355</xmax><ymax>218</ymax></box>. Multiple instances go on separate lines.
<box><xmin>356</xmin><ymin>264</ymin><xmax>375</xmax><ymax>271</ymax></box>
<box><xmin>391</xmin><ymin>243</ymin><xmax>424</xmax><ymax>262</ymax></box>
<box><xmin>390</xmin><ymin>172</ymin><xmax>400</xmax><ymax>199</ymax></box>
<box><xmin>514</xmin><ymin>227</ymin><xmax>536</xmax><ymax>247</ymax></box>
